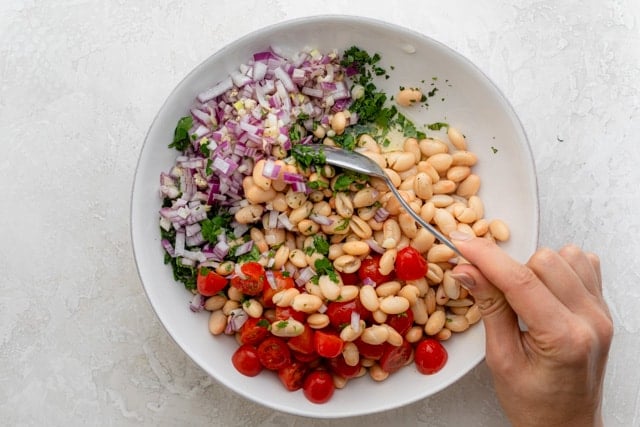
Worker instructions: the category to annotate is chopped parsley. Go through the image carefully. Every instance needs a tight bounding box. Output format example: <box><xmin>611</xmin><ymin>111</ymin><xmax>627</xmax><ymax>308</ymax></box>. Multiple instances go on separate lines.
<box><xmin>168</xmin><ymin>116</ymin><xmax>194</xmax><ymax>151</ymax></box>
<box><xmin>291</xmin><ymin>144</ymin><xmax>326</xmax><ymax>169</ymax></box>
<box><xmin>305</xmin><ymin>235</ymin><xmax>330</xmax><ymax>256</ymax></box>
<box><xmin>201</xmin><ymin>212</ymin><xmax>232</xmax><ymax>244</ymax></box>
<box><xmin>395</xmin><ymin>113</ymin><xmax>426</xmax><ymax>139</ymax></box>
<box><xmin>164</xmin><ymin>253</ymin><xmax>197</xmax><ymax>290</ymax></box>
<box><xmin>335</xmin><ymin>218</ymin><xmax>350</xmax><ymax>232</ymax></box>
<box><xmin>491</xmin><ymin>146</ymin><xmax>499</xmax><ymax>154</ymax></box>
<box><xmin>234</xmin><ymin>244</ymin><xmax>261</xmax><ymax>263</ymax></box>
<box><xmin>333</xmin><ymin>171</ymin><xmax>369</xmax><ymax>192</ymax></box>
<box><xmin>427</xmin><ymin>122</ymin><xmax>449</xmax><ymax>131</ymax></box>
<box><xmin>275</xmin><ymin>320</ymin><xmax>289</xmax><ymax>329</ymax></box>
<box><xmin>312</xmin><ymin>258</ymin><xmax>340</xmax><ymax>284</ymax></box>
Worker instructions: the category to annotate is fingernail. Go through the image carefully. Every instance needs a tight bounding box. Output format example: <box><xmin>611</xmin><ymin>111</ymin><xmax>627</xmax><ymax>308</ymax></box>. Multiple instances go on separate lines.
<box><xmin>450</xmin><ymin>230</ymin><xmax>473</xmax><ymax>241</ymax></box>
<box><xmin>451</xmin><ymin>272</ymin><xmax>475</xmax><ymax>291</ymax></box>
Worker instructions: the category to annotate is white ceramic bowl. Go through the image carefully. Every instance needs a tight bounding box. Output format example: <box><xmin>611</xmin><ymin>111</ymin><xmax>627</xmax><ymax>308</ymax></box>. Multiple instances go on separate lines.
<box><xmin>131</xmin><ymin>15</ymin><xmax>539</xmax><ymax>418</ymax></box>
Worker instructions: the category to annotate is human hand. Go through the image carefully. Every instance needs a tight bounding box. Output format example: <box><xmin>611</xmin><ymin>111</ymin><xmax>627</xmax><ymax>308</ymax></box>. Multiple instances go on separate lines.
<box><xmin>450</xmin><ymin>232</ymin><xmax>613</xmax><ymax>427</ymax></box>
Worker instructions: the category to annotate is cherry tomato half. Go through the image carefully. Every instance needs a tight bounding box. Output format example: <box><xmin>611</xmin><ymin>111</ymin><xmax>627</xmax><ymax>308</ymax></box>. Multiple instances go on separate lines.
<box><xmin>276</xmin><ymin>306</ymin><xmax>307</xmax><ymax>324</ymax></box>
<box><xmin>387</xmin><ymin>309</ymin><xmax>414</xmax><ymax>336</ymax></box>
<box><xmin>257</xmin><ymin>337</ymin><xmax>291</xmax><ymax>371</ymax></box>
<box><xmin>238</xmin><ymin>317</ymin><xmax>270</xmax><ymax>345</ymax></box>
<box><xmin>196</xmin><ymin>268</ymin><xmax>227</xmax><ymax>296</ymax></box>
<box><xmin>313</xmin><ymin>330</ymin><xmax>344</xmax><ymax>358</ymax></box>
<box><xmin>379</xmin><ymin>340</ymin><xmax>413</xmax><ymax>374</ymax></box>
<box><xmin>358</xmin><ymin>255</ymin><xmax>394</xmax><ymax>285</ymax></box>
<box><xmin>287</xmin><ymin>325</ymin><xmax>315</xmax><ymax>355</ymax></box>
<box><xmin>354</xmin><ymin>337</ymin><xmax>385</xmax><ymax>360</ymax></box>
<box><xmin>328</xmin><ymin>355</ymin><xmax>361</xmax><ymax>379</ymax></box>
<box><xmin>231</xmin><ymin>344</ymin><xmax>263</xmax><ymax>377</ymax></box>
<box><xmin>394</xmin><ymin>246</ymin><xmax>428</xmax><ymax>281</ymax></box>
<box><xmin>414</xmin><ymin>338</ymin><xmax>448</xmax><ymax>375</ymax></box>
<box><xmin>231</xmin><ymin>262</ymin><xmax>265</xmax><ymax>296</ymax></box>
<box><xmin>303</xmin><ymin>370</ymin><xmax>335</xmax><ymax>404</ymax></box>
<box><xmin>278</xmin><ymin>360</ymin><xmax>309</xmax><ymax>391</ymax></box>
<box><xmin>325</xmin><ymin>298</ymin><xmax>372</xmax><ymax>329</ymax></box>
<box><xmin>339</xmin><ymin>271</ymin><xmax>359</xmax><ymax>286</ymax></box>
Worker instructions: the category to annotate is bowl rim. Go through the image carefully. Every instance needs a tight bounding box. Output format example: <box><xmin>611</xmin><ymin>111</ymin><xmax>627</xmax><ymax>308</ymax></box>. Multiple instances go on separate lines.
<box><xmin>130</xmin><ymin>13</ymin><xmax>540</xmax><ymax>418</ymax></box>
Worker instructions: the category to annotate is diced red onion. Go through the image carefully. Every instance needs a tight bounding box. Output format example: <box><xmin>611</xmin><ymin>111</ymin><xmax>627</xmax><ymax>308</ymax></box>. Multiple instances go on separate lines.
<box><xmin>362</xmin><ymin>276</ymin><xmax>377</xmax><ymax>287</ymax></box>
<box><xmin>161</xmin><ymin>239</ymin><xmax>175</xmax><ymax>257</ymax></box>
<box><xmin>198</xmin><ymin>76</ymin><xmax>234</xmax><ymax>103</ymax></box>
<box><xmin>261</xmin><ymin>159</ymin><xmax>281</xmax><ymax>179</ymax></box>
<box><xmin>277</xmin><ymin>213</ymin><xmax>294</xmax><ymax>231</ymax></box>
<box><xmin>274</xmin><ymin>67</ymin><xmax>296</xmax><ymax>92</ymax></box>
<box><xmin>296</xmin><ymin>267</ymin><xmax>316</xmax><ymax>287</ymax></box>
<box><xmin>267</xmin><ymin>210</ymin><xmax>279</xmax><ymax>230</ymax></box>
<box><xmin>290</xmin><ymin>181</ymin><xmax>308</xmax><ymax>193</ymax></box>
<box><xmin>189</xmin><ymin>293</ymin><xmax>205</xmax><ymax>312</ymax></box>
<box><xmin>234</xmin><ymin>240</ymin><xmax>254</xmax><ymax>256</ymax></box>
<box><xmin>174</xmin><ymin>230</ymin><xmax>185</xmax><ymax>256</ymax></box>
<box><xmin>350</xmin><ymin>311</ymin><xmax>361</xmax><ymax>332</ymax></box>
<box><xmin>309</xmin><ymin>213</ymin><xmax>333</xmax><ymax>226</ymax></box>
<box><xmin>282</xmin><ymin>172</ymin><xmax>304</xmax><ymax>183</ymax></box>
<box><xmin>226</xmin><ymin>308</ymin><xmax>249</xmax><ymax>334</ymax></box>
<box><xmin>374</xmin><ymin>207</ymin><xmax>390</xmax><ymax>222</ymax></box>
<box><xmin>234</xmin><ymin>263</ymin><xmax>247</xmax><ymax>279</ymax></box>
<box><xmin>365</xmin><ymin>238</ymin><xmax>385</xmax><ymax>254</ymax></box>
<box><xmin>265</xmin><ymin>270</ymin><xmax>277</xmax><ymax>289</ymax></box>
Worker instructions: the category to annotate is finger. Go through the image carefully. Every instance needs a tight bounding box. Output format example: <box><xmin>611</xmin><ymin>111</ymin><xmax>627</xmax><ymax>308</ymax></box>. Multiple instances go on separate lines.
<box><xmin>526</xmin><ymin>246</ymin><xmax>596</xmax><ymax>312</ymax></box>
<box><xmin>451</xmin><ymin>264</ymin><xmax>524</xmax><ymax>365</ymax></box>
<box><xmin>450</xmin><ymin>232</ymin><xmax>570</xmax><ymax>330</ymax></box>
<box><xmin>586</xmin><ymin>252</ymin><xmax>603</xmax><ymax>293</ymax></box>
<box><xmin>557</xmin><ymin>245</ymin><xmax>602</xmax><ymax>298</ymax></box>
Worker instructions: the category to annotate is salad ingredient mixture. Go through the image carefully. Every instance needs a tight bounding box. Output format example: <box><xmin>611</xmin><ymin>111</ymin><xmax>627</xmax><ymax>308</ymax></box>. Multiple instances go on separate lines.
<box><xmin>158</xmin><ymin>45</ymin><xmax>509</xmax><ymax>404</ymax></box>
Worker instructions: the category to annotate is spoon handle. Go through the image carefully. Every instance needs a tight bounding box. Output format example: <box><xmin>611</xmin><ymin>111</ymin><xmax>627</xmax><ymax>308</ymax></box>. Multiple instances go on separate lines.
<box><xmin>383</xmin><ymin>176</ymin><xmax>463</xmax><ymax>258</ymax></box>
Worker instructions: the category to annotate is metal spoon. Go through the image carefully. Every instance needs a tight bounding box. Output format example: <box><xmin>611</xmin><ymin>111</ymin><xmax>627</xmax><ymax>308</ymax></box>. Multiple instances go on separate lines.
<box><xmin>304</xmin><ymin>144</ymin><xmax>463</xmax><ymax>258</ymax></box>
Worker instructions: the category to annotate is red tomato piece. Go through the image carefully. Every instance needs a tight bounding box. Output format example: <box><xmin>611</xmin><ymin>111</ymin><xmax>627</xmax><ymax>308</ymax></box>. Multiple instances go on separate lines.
<box><xmin>339</xmin><ymin>271</ymin><xmax>359</xmax><ymax>286</ymax></box>
<box><xmin>230</xmin><ymin>276</ymin><xmax>263</xmax><ymax>296</ymax></box>
<box><xmin>379</xmin><ymin>340</ymin><xmax>413</xmax><ymax>374</ymax></box>
<box><xmin>387</xmin><ymin>309</ymin><xmax>414</xmax><ymax>336</ymax></box>
<box><xmin>292</xmin><ymin>350</ymin><xmax>320</xmax><ymax>364</ymax></box>
<box><xmin>262</xmin><ymin>271</ymin><xmax>294</xmax><ymax>307</ymax></box>
<box><xmin>196</xmin><ymin>268</ymin><xmax>227</xmax><ymax>296</ymax></box>
<box><xmin>414</xmin><ymin>338</ymin><xmax>448</xmax><ymax>375</ymax></box>
<box><xmin>231</xmin><ymin>262</ymin><xmax>266</xmax><ymax>296</ymax></box>
<box><xmin>231</xmin><ymin>344</ymin><xmax>263</xmax><ymax>377</ymax></box>
<box><xmin>328</xmin><ymin>355</ymin><xmax>361</xmax><ymax>379</ymax></box>
<box><xmin>241</xmin><ymin>261</ymin><xmax>265</xmax><ymax>280</ymax></box>
<box><xmin>275</xmin><ymin>306</ymin><xmax>307</xmax><ymax>323</ymax></box>
<box><xmin>313</xmin><ymin>330</ymin><xmax>344</xmax><ymax>358</ymax></box>
<box><xmin>354</xmin><ymin>337</ymin><xmax>385</xmax><ymax>360</ymax></box>
<box><xmin>239</xmin><ymin>317</ymin><xmax>270</xmax><ymax>345</ymax></box>
<box><xmin>287</xmin><ymin>325</ymin><xmax>315</xmax><ymax>355</ymax></box>
<box><xmin>278</xmin><ymin>360</ymin><xmax>309</xmax><ymax>391</ymax></box>
<box><xmin>394</xmin><ymin>246</ymin><xmax>428</xmax><ymax>281</ymax></box>
<box><xmin>257</xmin><ymin>337</ymin><xmax>291</xmax><ymax>371</ymax></box>
<box><xmin>325</xmin><ymin>299</ymin><xmax>372</xmax><ymax>329</ymax></box>
<box><xmin>303</xmin><ymin>370</ymin><xmax>335</xmax><ymax>404</ymax></box>
<box><xmin>358</xmin><ymin>255</ymin><xmax>394</xmax><ymax>285</ymax></box>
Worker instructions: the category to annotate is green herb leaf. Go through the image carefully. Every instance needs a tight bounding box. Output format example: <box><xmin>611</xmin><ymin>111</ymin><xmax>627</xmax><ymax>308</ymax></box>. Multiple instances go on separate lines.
<box><xmin>313</xmin><ymin>258</ymin><xmax>339</xmax><ymax>283</ymax></box>
<box><xmin>291</xmin><ymin>144</ymin><xmax>326</xmax><ymax>170</ymax></box>
<box><xmin>427</xmin><ymin>122</ymin><xmax>449</xmax><ymax>131</ymax></box>
<box><xmin>201</xmin><ymin>212</ymin><xmax>232</xmax><ymax>244</ymax></box>
<box><xmin>169</xmin><ymin>116</ymin><xmax>194</xmax><ymax>151</ymax></box>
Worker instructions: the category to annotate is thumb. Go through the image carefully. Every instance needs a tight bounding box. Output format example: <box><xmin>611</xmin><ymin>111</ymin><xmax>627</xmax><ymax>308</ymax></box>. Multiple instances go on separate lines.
<box><xmin>451</xmin><ymin>263</ymin><xmax>522</xmax><ymax>361</ymax></box>
<box><xmin>449</xmin><ymin>234</ymin><xmax>523</xmax><ymax>365</ymax></box>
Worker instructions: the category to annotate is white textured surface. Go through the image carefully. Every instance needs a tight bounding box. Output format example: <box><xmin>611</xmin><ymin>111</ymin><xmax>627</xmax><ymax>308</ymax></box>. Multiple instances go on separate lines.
<box><xmin>1</xmin><ymin>0</ymin><xmax>639</xmax><ymax>425</ymax></box>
